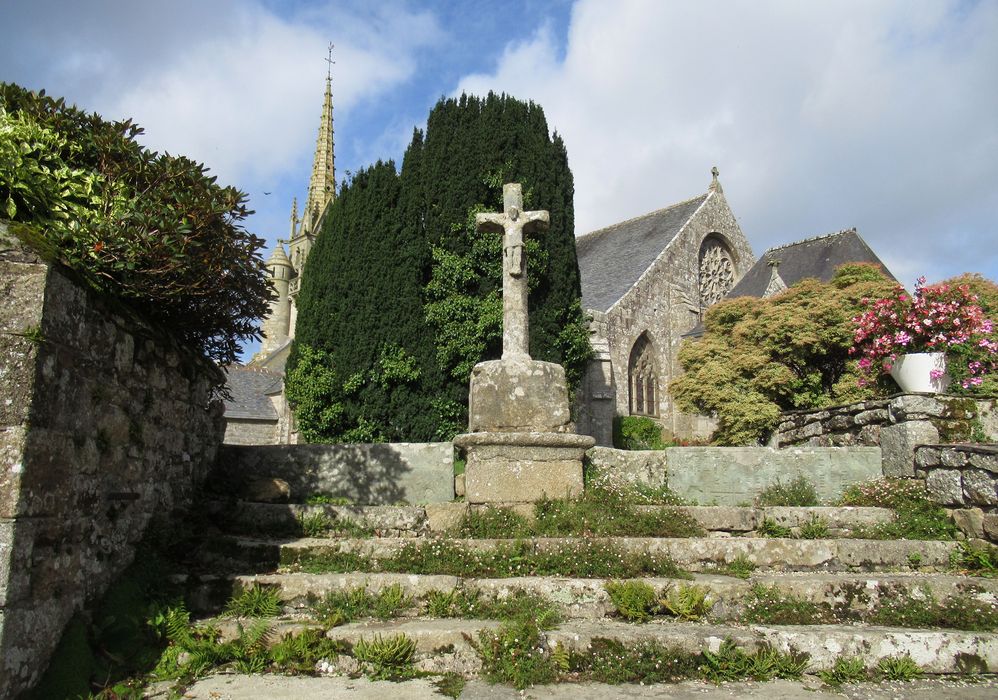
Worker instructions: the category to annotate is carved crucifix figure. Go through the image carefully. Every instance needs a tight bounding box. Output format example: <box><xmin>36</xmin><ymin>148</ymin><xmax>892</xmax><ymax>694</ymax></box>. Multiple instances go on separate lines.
<box><xmin>476</xmin><ymin>183</ymin><xmax>549</xmax><ymax>361</ymax></box>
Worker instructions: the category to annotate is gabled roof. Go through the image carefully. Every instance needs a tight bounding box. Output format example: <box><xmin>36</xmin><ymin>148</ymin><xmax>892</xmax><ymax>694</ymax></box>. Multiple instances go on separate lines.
<box><xmin>576</xmin><ymin>194</ymin><xmax>708</xmax><ymax>312</ymax></box>
<box><xmin>223</xmin><ymin>365</ymin><xmax>283</xmax><ymax>421</ymax></box>
<box><xmin>726</xmin><ymin>228</ymin><xmax>895</xmax><ymax>298</ymax></box>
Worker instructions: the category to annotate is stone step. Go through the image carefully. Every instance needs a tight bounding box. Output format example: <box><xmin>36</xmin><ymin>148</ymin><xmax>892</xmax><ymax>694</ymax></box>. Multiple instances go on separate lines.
<box><xmin>195</xmin><ymin>535</ymin><xmax>960</xmax><ymax>575</ymax></box>
<box><xmin>207</xmin><ymin>616</ymin><xmax>998</xmax><ymax>675</ymax></box>
<box><xmin>205</xmin><ymin>500</ymin><xmax>897</xmax><ymax>538</ymax></box>
<box><xmin>184</xmin><ymin>570</ymin><xmax>998</xmax><ymax>622</ymax></box>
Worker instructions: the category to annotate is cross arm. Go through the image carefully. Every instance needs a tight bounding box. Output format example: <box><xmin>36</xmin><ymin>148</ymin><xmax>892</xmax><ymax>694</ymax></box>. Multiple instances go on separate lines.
<box><xmin>475</xmin><ymin>212</ymin><xmax>506</xmax><ymax>234</ymax></box>
<box><xmin>521</xmin><ymin>209</ymin><xmax>549</xmax><ymax>234</ymax></box>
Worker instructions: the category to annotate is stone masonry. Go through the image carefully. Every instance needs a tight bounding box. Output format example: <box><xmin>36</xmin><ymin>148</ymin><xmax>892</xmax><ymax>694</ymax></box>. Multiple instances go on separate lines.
<box><xmin>775</xmin><ymin>393</ymin><xmax>997</xmax><ymax>478</ymax></box>
<box><xmin>918</xmin><ymin>444</ymin><xmax>998</xmax><ymax>542</ymax></box>
<box><xmin>0</xmin><ymin>226</ymin><xmax>224</xmax><ymax>697</ymax></box>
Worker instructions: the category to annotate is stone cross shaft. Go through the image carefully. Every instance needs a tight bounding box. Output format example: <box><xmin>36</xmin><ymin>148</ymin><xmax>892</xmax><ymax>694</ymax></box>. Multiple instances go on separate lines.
<box><xmin>476</xmin><ymin>183</ymin><xmax>549</xmax><ymax>361</ymax></box>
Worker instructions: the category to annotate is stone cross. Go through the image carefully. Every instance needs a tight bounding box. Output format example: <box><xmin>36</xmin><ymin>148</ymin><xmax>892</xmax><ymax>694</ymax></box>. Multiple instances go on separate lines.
<box><xmin>476</xmin><ymin>183</ymin><xmax>549</xmax><ymax>361</ymax></box>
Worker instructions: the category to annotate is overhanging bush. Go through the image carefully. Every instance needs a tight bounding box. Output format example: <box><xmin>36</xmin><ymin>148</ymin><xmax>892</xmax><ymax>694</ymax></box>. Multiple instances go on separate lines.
<box><xmin>0</xmin><ymin>83</ymin><xmax>271</xmax><ymax>365</ymax></box>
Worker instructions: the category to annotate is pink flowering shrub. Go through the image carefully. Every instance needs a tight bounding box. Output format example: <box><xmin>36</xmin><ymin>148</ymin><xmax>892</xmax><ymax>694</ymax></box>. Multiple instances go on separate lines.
<box><xmin>851</xmin><ymin>275</ymin><xmax>997</xmax><ymax>393</ymax></box>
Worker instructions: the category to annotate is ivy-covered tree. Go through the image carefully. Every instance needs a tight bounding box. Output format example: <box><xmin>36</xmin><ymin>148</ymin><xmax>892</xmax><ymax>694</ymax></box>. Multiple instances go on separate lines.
<box><xmin>670</xmin><ymin>264</ymin><xmax>897</xmax><ymax>445</ymax></box>
<box><xmin>403</xmin><ymin>93</ymin><xmax>592</xmax><ymax>427</ymax></box>
<box><xmin>0</xmin><ymin>83</ymin><xmax>270</xmax><ymax>365</ymax></box>
<box><xmin>290</xmin><ymin>161</ymin><xmax>439</xmax><ymax>442</ymax></box>
<box><xmin>289</xmin><ymin>93</ymin><xmax>591</xmax><ymax>442</ymax></box>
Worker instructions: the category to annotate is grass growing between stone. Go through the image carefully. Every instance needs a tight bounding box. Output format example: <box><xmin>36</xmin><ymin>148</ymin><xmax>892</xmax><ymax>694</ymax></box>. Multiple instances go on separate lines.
<box><xmin>288</xmin><ymin>539</ymin><xmax>692</xmax><ymax>580</ymax></box>
<box><xmin>949</xmin><ymin>541</ymin><xmax>998</xmax><ymax>577</ymax></box>
<box><xmin>742</xmin><ymin>584</ymin><xmax>833</xmax><ymax>625</ymax></box>
<box><xmin>838</xmin><ymin>478</ymin><xmax>957</xmax><ymax>541</ymax></box>
<box><xmin>709</xmin><ymin>554</ymin><xmax>756</xmax><ymax>579</ymax></box>
<box><xmin>870</xmin><ymin>588</ymin><xmax>998</xmax><ymax>631</ymax></box>
<box><xmin>605</xmin><ymin>581</ymin><xmax>711</xmax><ymax>622</ymax></box>
<box><xmin>423</xmin><ymin>588</ymin><xmax>562</xmax><ymax>625</ymax></box>
<box><xmin>452</xmin><ymin>483</ymin><xmax>703</xmax><ymax>539</ymax></box>
<box><xmin>755</xmin><ymin>476</ymin><xmax>819</xmax><ymax>507</ymax></box>
<box><xmin>309</xmin><ymin>584</ymin><xmax>413</xmax><ymax>626</ymax></box>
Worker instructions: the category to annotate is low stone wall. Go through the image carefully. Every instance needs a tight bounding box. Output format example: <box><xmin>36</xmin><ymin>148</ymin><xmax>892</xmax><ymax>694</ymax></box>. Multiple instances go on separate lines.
<box><xmin>587</xmin><ymin>446</ymin><xmax>882</xmax><ymax>506</ymax></box>
<box><xmin>213</xmin><ymin>442</ymin><xmax>454</xmax><ymax>505</ymax></box>
<box><xmin>918</xmin><ymin>444</ymin><xmax>998</xmax><ymax>542</ymax></box>
<box><xmin>0</xmin><ymin>228</ymin><xmax>224</xmax><ymax>697</ymax></box>
<box><xmin>775</xmin><ymin>394</ymin><xmax>997</xmax><ymax>477</ymax></box>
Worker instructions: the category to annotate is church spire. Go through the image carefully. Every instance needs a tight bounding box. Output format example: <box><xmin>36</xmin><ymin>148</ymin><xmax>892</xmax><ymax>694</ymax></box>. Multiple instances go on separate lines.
<box><xmin>305</xmin><ymin>44</ymin><xmax>336</xmax><ymax>233</ymax></box>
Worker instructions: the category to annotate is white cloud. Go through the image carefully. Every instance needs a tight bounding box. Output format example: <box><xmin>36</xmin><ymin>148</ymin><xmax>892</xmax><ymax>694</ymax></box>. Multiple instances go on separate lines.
<box><xmin>455</xmin><ymin>0</ymin><xmax>998</xmax><ymax>284</ymax></box>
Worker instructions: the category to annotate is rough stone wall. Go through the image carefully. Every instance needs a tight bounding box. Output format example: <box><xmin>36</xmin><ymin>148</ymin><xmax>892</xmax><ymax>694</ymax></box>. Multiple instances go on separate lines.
<box><xmin>0</xmin><ymin>230</ymin><xmax>224</xmax><ymax>697</ymax></box>
<box><xmin>918</xmin><ymin>444</ymin><xmax>998</xmax><ymax>542</ymax></box>
<box><xmin>597</xmin><ymin>191</ymin><xmax>754</xmax><ymax>442</ymax></box>
<box><xmin>775</xmin><ymin>394</ymin><xmax>997</xmax><ymax>477</ymax></box>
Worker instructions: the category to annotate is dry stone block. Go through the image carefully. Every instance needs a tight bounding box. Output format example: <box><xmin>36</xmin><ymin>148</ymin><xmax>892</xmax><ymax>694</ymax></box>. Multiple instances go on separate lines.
<box><xmin>926</xmin><ymin>469</ymin><xmax>964</xmax><ymax>505</ymax></box>
<box><xmin>951</xmin><ymin>508</ymin><xmax>986</xmax><ymax>539</ymax></box>
<box><xmin>243</xmin><ymin>478</ymin><xmax>290</xmax><ymax>503</ymax></box>
<box><xmin>890</xmin><ymin>394</ymin><xmax>946</xmax><ymax>421</ymax></box>
<box><xmin>585</xmin><ymin>446</ymin><xmax>667</xmax><ymax>489</ymax></box>
<box><xmin>962</xmin><ymin>469</ymin><xmax>998</xmax><ymax>506</ymax></box>
<box><xmin>983</xmin><ymin>513</ymin><xmax>998</xmax><ymax>543</ymax></box>
<box><xmin>968</xmin><ymin>450</ymin><xmax>998</xmax><ymax>475</ymax></box>
<box><xmin>914</xmin><ymin>447</ymin><xmax>940</xmax><ymax>469</ymax></box>
<box><xmin>881</xmin><ymin>421</ymin><xmax>939</xmax><ymax>478</ymax></box>
<box><xmin>424</xmin><ymin>503</ymin><xmax>468</xmax><ymax>533</ymax></box>
<box><xmin>468</xmin><ymin>359</ymin><xmax>571</xmax><ymax>432</ymax></box>
<box><xmin>940</xmin><ymin>448</ymin><xmax>969</xmax><ymax>468</ymax></box>
<box><xmin>854</xmin><ymin>408</ymin><xmax>889</xmax><ymax>425</ymax></box>
<box><xmin>454</xmin><ymin>473</ymin><xmax>465</xmax><ymax>498</ymax></box>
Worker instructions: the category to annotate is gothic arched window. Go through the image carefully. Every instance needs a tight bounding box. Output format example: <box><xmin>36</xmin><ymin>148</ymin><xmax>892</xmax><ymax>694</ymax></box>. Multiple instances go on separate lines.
<box><xmin>698</xmin><ymin>236</ymin><xmax>735</xmax><ymax>313</ymax></box>
<box><xmin>628</xmin><ymin>333</ymin><xmax>658</xmax><ymax>417</ymax></box>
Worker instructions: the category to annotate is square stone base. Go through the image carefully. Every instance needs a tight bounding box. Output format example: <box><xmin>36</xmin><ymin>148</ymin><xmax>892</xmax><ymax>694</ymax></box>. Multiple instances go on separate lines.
<box><xmin>455</xmin><ymin>431</ymin><xmax>594</xmax><ymax>504</ymax></box>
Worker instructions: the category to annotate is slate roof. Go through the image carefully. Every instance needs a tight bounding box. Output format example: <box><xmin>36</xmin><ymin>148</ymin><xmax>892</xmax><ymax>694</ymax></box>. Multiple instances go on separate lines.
<box><xmin>576</xmin><ymin>194</ymin><xmax>709</xmax><ymax>312</ymax></box>
<box><xmin>726</xmin><ymin>228</ymin><xmax>895</xmax><ymax>298</ymax></box>
<box><xmin>223</xmin><ymin>365</ymin><xmax>283</xmax><ymax>420</ymax></box>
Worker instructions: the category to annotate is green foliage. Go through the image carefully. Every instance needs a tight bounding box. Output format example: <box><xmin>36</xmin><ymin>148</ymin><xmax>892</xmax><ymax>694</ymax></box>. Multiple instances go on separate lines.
<box><xmin>224</xmin><ymin>584</ymin><xmax>282</xmax><ymax>618</ymax></box>
<box><xmin>0</xmin><ymin>83</ymin><xmax>270</xmax><ymax>364</ymax></box>
<box><xmin>605</xmin><ymin>580</ymin><xmax>658</xmax><ymax>622</ymax></box>
<box><xmin>289</xmin><ymin>161</ymin><xmax>436</xmax><ymax>442</ymax></box>
<box><xmin>613</xmin><ymin>415</ymin><xmax>668</xmax><ymax>450</ymax></box>
<box><xmin>456</xmin><ymin>505</ymin><xmax>533</xmax><ymax>539</ymax></box>
<box><xmin>943</xmin><ymin>273</ymin><xmax>998</xmax><ymax>395</ymax></box>
<box><xmin>422</xmin><ymin>588</ymin><xmax>561</xmax><ymax>625</ymax></box>
<box><xmin>475</xmin><ymin>620</ymin><xmax>558</xmax><ymax>689</ymax></box>
<box><xmin>434</xmin><ymin>673</ymin><xmax>466</xmax><ymax>698</ymax></box>
<box><xmin>659</xmin><ymin>583</ymin><xmax>712</xmax><ymax>621</ymax></box>
<box><xmin>297</xmin><ymin>511</ymin><xmax>333</xmax><ymax>537</ymax></box>
<box><xmin>305</xmin><ymin>493</ymin><xmax>352</xmax><ymax>506</ymax></box>
<box><xmin>699</xmin><ymin>639</ymin><xmax>810</xmax><ymax>682</ymax></box>
<box><xmin>743</xmin><ymin>584</ymin><xmax>831</xmax><ymax>625</ymax></box>
<box><xmin>292</xmin><ymin>538</ymin><xmax>690</xmax><ymax>580</ymax></box>
<box><xmin>818</xmin><ymin>656</ymin><xmax>868</xmax><ymax>687</ymax></box>
<box><xmin>798</xmin><ymin>515</ymin><xmax>830</xmax><ymax>539</ymax></box>
<box><xmin>291</xmin><ymin>94</ymin><xmax>590</xmax><ymax>442</ymax></box>
<box><xmin>877</xmin><ymin>654</ymin><xmax>922</xmax><ymax>681</ymax></box>
<box><xmin>712</xmin><ymin>554</ymin><xmax>756</xmax><ymax>579</ymax></box>
<box><xmin>949</xmin><ymin>541</ymin><xmax>998</xmax><ymax>576</ymax></box>
<box><xmin>353</xmin><ymin>634</ymin><xmax>418</xmax><ymax>680</ymax></box>
<box><xmin>671</xmin><ymin>264</ymin><xmax>897</xmax><ymax>444</ymax></box>
<box><xmin>567</xmin><ymin>638</ymin><xmax>701</xmax><ymax>684</ymax></box>
<box><xmin>839</xmin><ymin>478</ymin><xmax>957</xmax><ymax>541</ymax></box>
<box><xmin>755</xmin><ymin>476</ymin><xmax>819</xmax><ymax>506</ymax></box>
<box><xmin>309</xmin><ymin>584</ymin><xmax>414</xmax><ymax>626</ymax></box>
<box><xmin>757</xmin><ymin>517</ymin><xmax>793</xmax><ymax>538</ymax></box>
<box><xmin>871</xmin><ymin>588</ymin><xmax>998</xmax><ymax>631</ymax></box>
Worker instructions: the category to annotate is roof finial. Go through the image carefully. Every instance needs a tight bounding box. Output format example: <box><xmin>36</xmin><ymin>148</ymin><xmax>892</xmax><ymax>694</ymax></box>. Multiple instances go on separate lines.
<box><xmin>709</xmin><ymin>166</ymin><xmax>722</xmax><ymax>193</ymax></box>
<box><xmin>325</xmin><ymin>42</ymin><xmax>335</xmax><ymax>81</ymax></box>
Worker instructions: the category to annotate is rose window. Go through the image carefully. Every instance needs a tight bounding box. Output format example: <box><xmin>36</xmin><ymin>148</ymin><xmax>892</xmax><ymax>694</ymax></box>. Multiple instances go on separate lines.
<box><xmin>699</xmin><ymin>241</ymin><xmax>735</xmax><ymax>309</ymax></box>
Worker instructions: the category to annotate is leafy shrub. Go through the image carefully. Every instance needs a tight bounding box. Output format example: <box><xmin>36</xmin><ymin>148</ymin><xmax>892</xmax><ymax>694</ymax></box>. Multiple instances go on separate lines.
<box><xmin>605</xmin><ymin>580</ymin><xmax>659</xmax><ymax>622</ymax></box>
<box><xmin>659</xmin><ymin>583</ymin><xmax>712</xmax><ymax>621</ymax></box>
<box><xmin>0</xmin><ymin>83</ymin><xmax>270</xmax><ymax>364</ymax></box>
<box><xmin>671</xmin><ymin>264</ymin><xmax>897</xmax><ymax>445</ymax></box>
<box><xmin>353</xmin><ymin>634</ymin><xmax>417</xmax><ymax>680</ymax></box>
<box><xmin>877</xmin><ymin>654</ymin><xmax>922</xmax><ymax>681</ymax></box>
<box><xmin>613</xmin><ymin>416</ymin><xmax>668</xmax><ymax>450</ymax></box>
<box><xmin>755</xmin><ymin>476</ymin><xmax>819</xmax><ymax>506</ymax></box>
<box><xmin>818</xmin><ymin>656</ymin><xmax>867</xmax><ymax>687</ymax></box>
<box><xmin>797</xmin><ymin>515</ymin><xmax>830</xmax><ymax>539</ymax></box>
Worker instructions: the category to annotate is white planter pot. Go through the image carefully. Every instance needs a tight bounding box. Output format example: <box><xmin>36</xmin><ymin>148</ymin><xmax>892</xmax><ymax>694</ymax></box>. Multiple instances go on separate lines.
<box><xmin>890</xmin><ymin>352</ymin><xmax>950</xmax><ymax>393</ymax></box>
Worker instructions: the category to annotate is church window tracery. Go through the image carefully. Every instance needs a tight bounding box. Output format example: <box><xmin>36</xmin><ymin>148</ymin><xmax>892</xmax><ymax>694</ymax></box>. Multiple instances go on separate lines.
<box><xmin>698</xmin><ymin>237</ymin><xmax>735</xmax><ymax>312</ymax></box>
<box><xmin>628</xmin><ymin>333</ymin><xmax>658</xmax><ymax>417</ymax></box>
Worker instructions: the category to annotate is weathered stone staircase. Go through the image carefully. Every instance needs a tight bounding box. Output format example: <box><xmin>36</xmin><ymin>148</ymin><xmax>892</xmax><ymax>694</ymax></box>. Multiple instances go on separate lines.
<box><xmin>164</xmin><ymin>492</ymin><xmax>998</xmax><ymax>697</ymax></box>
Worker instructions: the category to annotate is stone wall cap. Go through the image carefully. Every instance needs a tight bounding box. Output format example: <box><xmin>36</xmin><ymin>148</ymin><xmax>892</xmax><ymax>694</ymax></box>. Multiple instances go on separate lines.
<box><xmin>916</xmin><ymin>443</ymin><xmax>998</xmax><ymax>456</ymax></box>
<box><xmin>454</xmin><ymin>431</ymin><xmax>596</xmax><ymax>449</ymax></box>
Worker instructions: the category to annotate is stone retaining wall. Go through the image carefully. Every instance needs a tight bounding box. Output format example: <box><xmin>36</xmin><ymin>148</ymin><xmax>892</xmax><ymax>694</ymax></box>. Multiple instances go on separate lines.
<box><xmin>587</xmin><ymin>445</ymin><xmax>882</xmax><ymax>506</ymax></box>
<box><xmin>0</xmin><ymin>228</ymin><xmax>224</xmax><ymax>697</ymax></box>
<box><xmin>775</xmin><ymin>394</ymin><xmax>997</xmax><ymax>477</ymax></box>
<box><xmin>213</xmin><ymin>443</ymin><xmax>454</xmax><ymax>505</ymax></box>
<box><xmin>918</xmin><ymin>444</ymin><xmax>998</xmax><ymax>542</ymax></box>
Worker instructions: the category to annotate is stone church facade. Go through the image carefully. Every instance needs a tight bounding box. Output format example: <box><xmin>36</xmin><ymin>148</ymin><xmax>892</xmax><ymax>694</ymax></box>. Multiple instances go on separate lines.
<box><xmin>574</xmin><ymin>172</ymin><xmax>755</xmax><ymax>445</ymax></box>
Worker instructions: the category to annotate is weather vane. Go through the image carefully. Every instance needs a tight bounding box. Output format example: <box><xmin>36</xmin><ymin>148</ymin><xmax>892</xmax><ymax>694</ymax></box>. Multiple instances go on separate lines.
<box><xmin>326</xmin><ymin>42</ymin><xmax>335</xmax><ymax>81</ymax></box>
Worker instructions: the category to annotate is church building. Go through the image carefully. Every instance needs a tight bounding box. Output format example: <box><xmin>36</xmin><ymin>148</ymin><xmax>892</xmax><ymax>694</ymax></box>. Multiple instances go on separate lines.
<box><xmin>225</xmin><ymin>72</ymin><xmax>894</xmax><ymax>447</ymax></box>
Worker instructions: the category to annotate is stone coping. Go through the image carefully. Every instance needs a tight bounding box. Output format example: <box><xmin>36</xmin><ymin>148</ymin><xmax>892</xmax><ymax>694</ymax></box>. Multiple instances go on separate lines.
<box><xmin>919</xmin><ymin>442</ymin><xmax>998</xmax><ymax>456</ymax></box>
<box><xmin>454</xmin><ymin>431</ymin><xmax>596</xmax><ymax>449</ymax></box>
<box><xmin>779</xmin><ymin>392</ymin><xmax>997</xmax><ymax>416</ymax></box>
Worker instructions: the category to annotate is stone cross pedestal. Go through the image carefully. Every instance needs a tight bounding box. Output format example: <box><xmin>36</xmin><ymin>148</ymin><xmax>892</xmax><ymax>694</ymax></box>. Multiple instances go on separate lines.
<box><xmin>455</xmin><ymin>183</ymin><xmax>594</xmax><ymax>504</ymax></box>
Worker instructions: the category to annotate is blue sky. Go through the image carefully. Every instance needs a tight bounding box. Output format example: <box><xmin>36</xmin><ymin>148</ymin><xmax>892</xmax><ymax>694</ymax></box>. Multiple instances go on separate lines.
<box><xmin>2</xmin><ymin>0</ymin><xmax>996</xmax><ymax>359</ymax></box>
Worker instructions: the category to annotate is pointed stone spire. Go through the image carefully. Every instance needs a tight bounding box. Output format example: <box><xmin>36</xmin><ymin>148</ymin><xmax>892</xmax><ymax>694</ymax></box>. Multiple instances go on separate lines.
<box><xmin>305</xmin><ymin>45</ymin><xmax>336</xmax><ymax>233</ymax></box>
<box><xmin>709</xmin><ymin>165</ymin><xmax>723</xmax><ymax>194</ymax></box>
<box><xmin>289</xmin><ymin>197</ymin><xmax>299</xmax><ymax>239</ymax></box>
